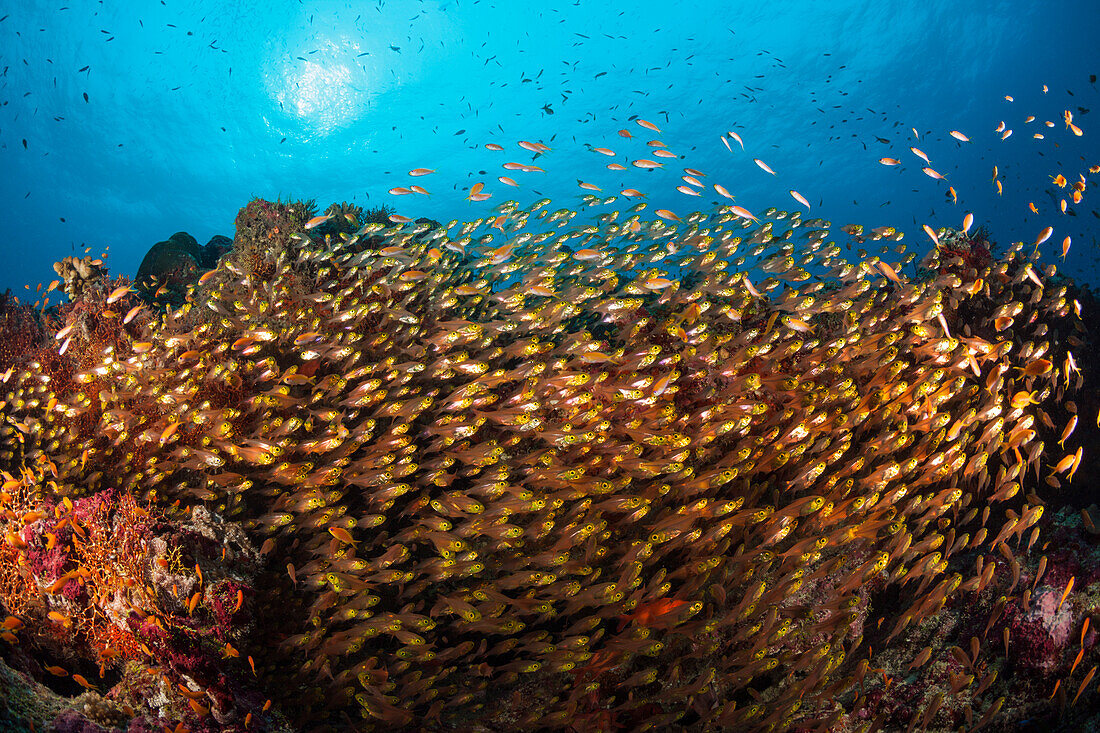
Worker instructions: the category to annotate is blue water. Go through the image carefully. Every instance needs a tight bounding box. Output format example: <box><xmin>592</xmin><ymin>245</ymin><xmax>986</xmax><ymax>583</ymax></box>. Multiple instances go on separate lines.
<box><xmin>1</xmin><ymin>0</ymin><xmax>1097</xmax><ymax>297</ymax></box>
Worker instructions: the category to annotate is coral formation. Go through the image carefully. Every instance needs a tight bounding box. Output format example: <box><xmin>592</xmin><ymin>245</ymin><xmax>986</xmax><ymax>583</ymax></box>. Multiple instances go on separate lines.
<box><xmin>135</xmin><ymin>233</ymin><xmax>232</xmax><ymax>307</ymax></box>
<box><xmin>53</xmin><ymin>256</ymin><xmax>108</xmax><ymax>302</ymax></box>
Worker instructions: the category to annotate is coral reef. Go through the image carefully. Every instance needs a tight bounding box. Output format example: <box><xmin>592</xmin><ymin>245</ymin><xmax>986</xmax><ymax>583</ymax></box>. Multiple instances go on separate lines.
<box><xmin>53</xmin><ymin>256</ymin><xmax>108</xmax><ymax>303</ymax></box>
<box><xmin>0</xmin><ymin>192</ymin><xmax>1090</xmax><ymax>732</ymax></box>
<box><xmin>135</xmin><ymin>233</ymin><xmax>232</xmax><ymax>307</ymax></box>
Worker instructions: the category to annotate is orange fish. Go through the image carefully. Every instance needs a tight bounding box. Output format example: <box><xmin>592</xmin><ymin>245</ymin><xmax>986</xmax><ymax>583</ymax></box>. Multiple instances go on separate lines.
<box><xmin>72</xmin><ymin>673</ymin><xmax>95</xmax><ymax>690</ymax></box>
<box><xmin>727</xmin><ymin>130</ymin><xmax>745</xmax><ymax>149</ymax></box>
<box><xmin>636</xmin><ymin>119</ymin><xmax>660</xmax><ymax>132</ymax></box>
<box><xmin>304</xmin><ymin>214</ymin><xmax>333</xmax><ymax>230</ymax></box>
<box><xmin>922</xmin><ymin>224</ymin><xmax>940</xmax><ymax>247</ymax></box>
<box><xmin>789</xmin><ymin>190</ymin><xmax>811</xmax><ymax>210</ymax></box>
<box><xmin>730</xmin><ymin>205</ymin><xmax>757</xmax><ymax>222</ymax></box>
<box><xmin>619</xmin><ymin>598</ymin><xmax>687</xmax><ymax>629</ymax></box>
<box><xmin>328</xmin><ymin>526</ymin><xmax>358</xmax><ymax>544</ymax></box>
<box><xmin>949</xmin><ymin>130</ymin><xmax>970</xmax><ymax>142</ymax></box>
<box><xmin>910</xmin><ymin>147</ymin><xmax>930</xmax><ymax>164</ymax></box>
<box><xmin>106</xmin><ymin>285</ymin><xmax>132</xmax><ymax>304</ymax></box>
<box><xmin>408</xmin><ymin>168</ymin><xmax>435</xmax><ymax>176</ymax></box>
<box><xmin>922</xmin><ymin>167</ymin><xmax>946</xmax><ymax>180</ymax></box>
<box><xmin>123</xmin><ymin>304</ymin><xmax>144</xmax><ymax>324</ymax></box>
<box><xmin>484</xmin><ymin>143</ymin><xmax>503</xmax><ymax>151</ymax></box>
<box><xmin>879</xmin><ymin>157</ymin><xmax>901</xmax><ymax>166</ymax></box>
<box><xmin>713</xmin><ymin>183</ymin><xmax>735</xmax><ymax>200</ymax></box>
<box><xmin>753</xmin><ymin>158</ymin><xmax>776</xmax><ymax>175</ymax></box>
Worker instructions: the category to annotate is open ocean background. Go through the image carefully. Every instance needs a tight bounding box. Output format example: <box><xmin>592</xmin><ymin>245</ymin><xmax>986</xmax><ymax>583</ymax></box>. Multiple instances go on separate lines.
<box><xmin>0</xmin><ymin>0</ymin><xmax>1096</xmax><ymax>296</ymax></box>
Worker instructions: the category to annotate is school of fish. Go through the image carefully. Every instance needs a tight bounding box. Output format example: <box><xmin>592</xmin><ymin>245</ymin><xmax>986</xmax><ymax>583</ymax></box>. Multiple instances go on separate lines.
<box><xmin>0</xmin><ymin>99</ymin><xmax>1092</xmax><ymax>732</ymax></box>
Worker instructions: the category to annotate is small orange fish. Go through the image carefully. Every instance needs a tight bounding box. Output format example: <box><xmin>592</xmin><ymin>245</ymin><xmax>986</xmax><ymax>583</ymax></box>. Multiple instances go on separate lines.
<box><xmin>484</xmin><ymin>143</ymin><xmax>504</xmax><ymax>151</ymax></box>
<box><xmin>949</xmin><ymin>130</ymin><xmax>970</xmax><ymax>142</ymax></box>
<box><xmin>1029</xmin><ymin>202</ymin><xmax>1039</xmax><ymax>214</ymax></box>
<box><xmin>753</xmin><ymin>158</ymin><xmax>776</xmax><ymax>175</ymax></box>
<box><xmin>1062</xmin><ymin>236</ymin><xmax>1072</xmax><ymax>260</ymax></box>
<box><xmin>577</xmin><ymin>181</ymin><xmax>601</xmax><ymax>191</ymax></box>
<box><xmin>328</xmin><ymin>526</ymin><xmax>358</xmax><ymax>544</ymax></box>
<box><xmin>727</xmin><ymin>130</ymin><xmax>745</xmax><ymax>149</ymax></box>
<box><xmin>788</xmin><ymin>190</ymin><xmax>811</xmax><ymax>210</ymax></box>
<box><xmin>106</xmin><ymin>284</ymin><xmax>132</xmax><ymax>304</ymax></box>
<box><xmin>1052</xmin><ymin>174</ymin><xmax>1067</xmax><ymax>188</ymax></box>
<box><xmin>910</xmin><ymin>147</ymin><xmax>930</xmax><ymax>164</ymax></box>
<box><xmin>730</xmin><ymin>205</ymin><xmax>757</xmax><ymax>222</ymax></box>
<box><xmin>44</xmin><ymin>665</ymin><xmax>68</xmax><ymax>676</ymax></box>
<box><xmin>636</xmin><ymin>119</ymin><xmax>660</xmax><ymax>132</ymax></box>
<box><xmin>160</xmin><ymin>422</ymin><xmax>179</xmax><ymax>445</ymax></box>
<box><xmin>922</xmin><ymin>167</ymin><xmax>946</xmax><ymax>180</ymax></box>
<box><xmin>498</xmin><ymin>176</ymin><xmax>519</xmax><ymax>187</ymax></box>
<box><xmin>654</xmin><ymin>209</ymin><xmax>680</xmax><ymax>221</ymax></box>
<box><xmin>408</xmin><ymin>168</ymin><xmax>435</xmax><ymax>176</ymax></box>
<box><xmin>123</xmin><ymin>304</ymin><xmax>144</xmax><ymax>324</ymax></box>
<box><xmin>72</xmin><ymin>673</ymin><xmax>95</xmax><ymax>690</ymax></box>
<box><xmin>618</xmin><ymin>128</ymin><xmax>633</xmax><ymax>138</ymax></box>
<box><xmin>879</xmin><ymin>157</ymin><xmax>901</xmax><ymax>166</ymax></box>
<box><xmin>1034</xmin><ymin>226</ymin><xmax>1053</xmax><ymax>246</ymax></box>
<box><xmin>922</xmin><ymin>224</ymin><xmax>940</xmax><ymax>247</ymax></box>
<box><xmin>619</xmin><ymin>598</ymin><xmax>687</xmax><ymax>629</ymax></box>
<box><xmin>304</xmin><ymin>214</ymin><xmax>333</xmax><ymax>230</ymax></box>
<box><xmin>1058</xmin><ymin>577</ymin><xmax>1076</xmax><ymax>613</ymax></box>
